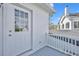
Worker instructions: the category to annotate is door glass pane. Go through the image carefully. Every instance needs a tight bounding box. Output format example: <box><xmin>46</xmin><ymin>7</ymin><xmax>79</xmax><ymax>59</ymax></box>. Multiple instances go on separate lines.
<box><xmin>15</xmin><ymin>9</ymin><xmax>28</xmax><ymax>32</ymax></box>
<box><xmin>25</xmin><ymin>13</ymin><xmax>28</xmax><ymax>18</ymax></box>
<box><xmin>15</xmin><ymin>9</ymin><xmax>19</xmax><ymax>17</ymax></box>
<box><xmin>20</xmin><ymin>11</ymin><xmax>24</xmax><ymax>18</ymax></box>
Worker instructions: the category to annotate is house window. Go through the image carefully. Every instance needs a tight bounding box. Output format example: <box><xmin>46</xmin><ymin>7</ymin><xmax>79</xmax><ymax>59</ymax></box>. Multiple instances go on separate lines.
<box><xmin>15</xmin><ymin>9</ymin><xmax>28</xmax><ymax>32</ymax></box>
<box><xmin>74</xmin><ymin>21</ymin><xmax>79</xmax><ymax>28</ymax></box>
<box><xmin>62</xmin><ymin>24</ymin><xmax>64</xmax><ymax>29</ymax></box>
<box><xmin>66</xmin><ymin>22</ymin><xmax>70</xmax><ymax>29</ymax></box>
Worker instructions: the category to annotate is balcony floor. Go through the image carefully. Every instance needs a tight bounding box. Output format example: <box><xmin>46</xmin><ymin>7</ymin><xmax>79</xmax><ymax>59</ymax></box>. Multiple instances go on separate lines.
<box><xmin>30</xmin><ymin>46</ymin><xmax>69</xmax><ymax>56</ymax></box>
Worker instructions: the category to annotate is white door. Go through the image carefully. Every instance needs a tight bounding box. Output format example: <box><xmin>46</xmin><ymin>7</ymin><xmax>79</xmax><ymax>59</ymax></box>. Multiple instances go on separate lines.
<box><xmin>3</xmin><ymin>4</ymin><xmax>32</xmax><ymax>56</ymax></box>
<box><xmin>0</xmin><ymin>4</ymin><xmax>2</xmax><ymax>56</ymax></box>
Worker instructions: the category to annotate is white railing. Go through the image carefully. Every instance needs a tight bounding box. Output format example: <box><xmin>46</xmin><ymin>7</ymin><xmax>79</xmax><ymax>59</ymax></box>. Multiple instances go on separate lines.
<box><xmin>47</xmin><ymin>33</ymin><xmax>79</xmax><ymax>56</ymax></box>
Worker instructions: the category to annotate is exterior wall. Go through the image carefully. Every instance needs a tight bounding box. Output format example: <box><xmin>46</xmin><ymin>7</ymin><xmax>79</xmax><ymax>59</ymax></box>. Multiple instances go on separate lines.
<box><xmin>13</xmin><ymin>3</ymin><xmax>49</xmax><ymax>51</ymax></box>
<box><xmin>0</xmin><ymin>3</ymin><xmax>54</xmax><ymax>55</ymax></box>
<box><xmin>59</xmin><ymin>16</ymin><xmax>79</xmax><ymax>31</ymax></box>
<box><xmin>70</xmin><ymin>16</ymin><xmax>79</xmax><ymax>31</ymax></box>
<box><xmin>32</xmin><ymin>5</ymin><xmax>49</xmax><ymax>50</ymax></box>
<box><xmin>59</xmin><ymin>17</ymin><xmax>71</xmax><ymax>30</ymax></box>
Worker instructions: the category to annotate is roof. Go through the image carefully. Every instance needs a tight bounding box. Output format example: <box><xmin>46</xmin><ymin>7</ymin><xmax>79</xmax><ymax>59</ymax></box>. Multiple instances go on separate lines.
<box><xmin>59</xmin><ymin>13</ymin><xmax>79</xmax><ymax>24</ymax></box>
<box><xmin>58</xmin><ymin>15</ymin><xmax>65</xmax><ymax>24</ymax></box>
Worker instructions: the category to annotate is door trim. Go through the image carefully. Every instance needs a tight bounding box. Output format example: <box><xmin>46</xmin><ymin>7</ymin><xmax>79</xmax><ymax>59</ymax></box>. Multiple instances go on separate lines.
<box><xmin>15</xmin><ymin>4</ymin><xmax>33</xmax><ymax>56</ymax></box>
<box><xmin>0</xmin><ymin>3</ymin><xmax>3</xmax><ymax>56</ymax></box>
<box><xmin>2</xmin><ymin>3</ymin><xmax>4</xmax><ymax>56</ymax></box>
<box><xmin>11</xmin><ymin>3</ymin><xmax>33</xmax><ymax>50</ymax></box>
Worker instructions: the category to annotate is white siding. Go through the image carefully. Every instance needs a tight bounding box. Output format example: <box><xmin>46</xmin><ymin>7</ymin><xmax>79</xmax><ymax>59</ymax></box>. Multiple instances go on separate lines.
<box><xmin>32</xmin><ymin>8</ymin><xmax>49</xmax><ymax>50</ymax></box>
<box><xmin>62</xmin><ymin>17</ymin><xmax>71</xmax><ymax>30</ymax></box>
<box><xmin>60</xmin><ymin>17</ymin><xmax>71</xmax><ymax>30</ymax></box>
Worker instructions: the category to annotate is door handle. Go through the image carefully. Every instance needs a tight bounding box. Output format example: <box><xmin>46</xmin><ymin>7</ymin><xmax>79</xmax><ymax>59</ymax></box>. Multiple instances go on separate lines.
<box><xmin>9</xmin><ymin>30</ymin><xmax>12</xmax><ymax>36</ymax></box>
<box><xmin>9</xmin><ymin>34</ymin><xmax>12</xmax><ymax>36</ymax></box>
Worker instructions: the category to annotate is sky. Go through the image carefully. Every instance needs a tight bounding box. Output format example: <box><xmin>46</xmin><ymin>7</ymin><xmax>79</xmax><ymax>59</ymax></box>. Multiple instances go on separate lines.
<box><xmin>50</xmin><ymin>3</ymin><xmax>79</xmax><ymax>25</ymax></box>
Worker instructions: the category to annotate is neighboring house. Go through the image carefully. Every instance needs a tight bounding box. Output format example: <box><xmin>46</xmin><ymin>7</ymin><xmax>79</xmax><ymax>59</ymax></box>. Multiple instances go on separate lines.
<box><xmin>0</xmin><ymin>3</ymin><xmax>55</xmax><ymax>56</ymax></box>
<box><xmin>59</xmin><ymin>6</ymin><xmax>79</xmax><ymax>31</ymax></box>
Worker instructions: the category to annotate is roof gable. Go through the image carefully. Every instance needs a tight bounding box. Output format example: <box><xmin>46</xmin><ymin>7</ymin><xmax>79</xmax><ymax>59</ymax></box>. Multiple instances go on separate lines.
<box><xmin>59</xmin><ymin>13</ymin><xmax>79</xmax><ymax>24</ymax></box>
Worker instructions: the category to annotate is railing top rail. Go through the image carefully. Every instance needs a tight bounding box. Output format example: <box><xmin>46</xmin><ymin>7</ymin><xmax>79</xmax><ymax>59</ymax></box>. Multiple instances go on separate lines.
<box><xmin>48</xmin><ymin>33</ymin><xmax>79</xmax><ymax>40</ymax></box>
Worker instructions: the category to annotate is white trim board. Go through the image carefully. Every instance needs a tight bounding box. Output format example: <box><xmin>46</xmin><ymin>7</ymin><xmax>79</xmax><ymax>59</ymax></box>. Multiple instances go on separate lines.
<box><xmin>0</xmin><ymin>3</ymin><xmax>3</xmax><ymax>56</ymax></box>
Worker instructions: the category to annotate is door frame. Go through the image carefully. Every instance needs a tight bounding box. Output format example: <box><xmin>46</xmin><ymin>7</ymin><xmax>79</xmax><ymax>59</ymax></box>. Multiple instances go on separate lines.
<box><xmin>15</xmin><ymin>4</ymin><xmax>33</xmax><ymax>55</ymax></box>
<box><xmin>14</xmin><ymin>4</ymin><xmax>33</xmax><ymax>50</ymax></box>
<box><xmin>0</xmin><ymin>3</ymin><xmax>3</xmax><ymax>56</ymax></box>
<box><xmin>13</xmin><ymin>3</ymin><xmax>33</xmax><ymax>51</ymax></box>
